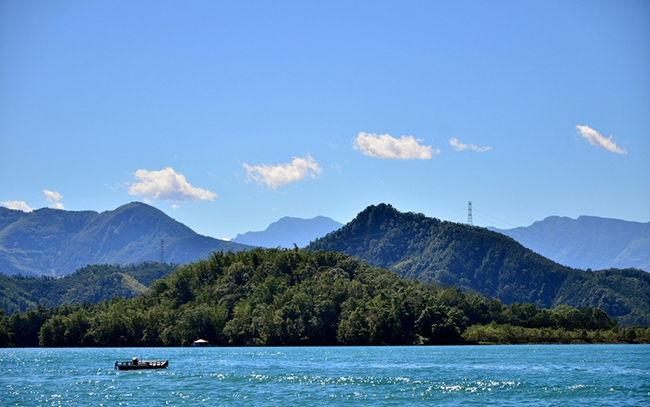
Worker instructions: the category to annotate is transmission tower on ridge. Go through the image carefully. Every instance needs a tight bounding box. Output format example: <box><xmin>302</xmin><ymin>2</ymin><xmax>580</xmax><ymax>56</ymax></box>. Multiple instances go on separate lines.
<box><xmin>160</xmin><ymin>239</ymin><xmax>165</xmax><ymax>264</ymax></box>
<box><xmin>467</xmin><ymin>201</ymin><xmax>473</xmax><ymax>226</ymax></box>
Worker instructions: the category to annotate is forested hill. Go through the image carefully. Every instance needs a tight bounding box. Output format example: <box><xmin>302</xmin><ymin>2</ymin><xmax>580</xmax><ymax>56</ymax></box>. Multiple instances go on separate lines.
<box><xmin>308</xmin><ymin>204</ymin><xmax>650</xmax><ymax>327</ymax></box>
<box><xmin>0</xmin><ymin>262</ymin><xmax>178</xmax><ymax>315</ymax></box>
<box><xmin>0</xmin><ymin>202</ymin><xmax>250</xmax><ymax>277</ymax></box>
<box><xmin>6</xmin><ymin>248</ymin><xmax>646</xmax><ymax>348</ymax></box>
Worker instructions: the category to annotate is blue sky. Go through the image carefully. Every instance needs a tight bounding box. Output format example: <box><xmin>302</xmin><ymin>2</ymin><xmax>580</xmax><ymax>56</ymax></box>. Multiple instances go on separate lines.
<box><xmin>1</xmin><ymin>0</ymin><xmax>649</xmax><ymax>239</ymax></box>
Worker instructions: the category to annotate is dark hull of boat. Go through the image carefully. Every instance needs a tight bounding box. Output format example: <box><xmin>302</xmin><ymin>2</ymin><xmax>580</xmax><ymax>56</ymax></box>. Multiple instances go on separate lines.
<box><xmin>115</xmin><ymin>360</ymin><xmax>168</xmax><ymax>371</ymax></box>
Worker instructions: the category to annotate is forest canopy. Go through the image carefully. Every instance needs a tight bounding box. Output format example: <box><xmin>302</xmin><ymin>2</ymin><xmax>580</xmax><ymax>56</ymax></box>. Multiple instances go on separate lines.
<box><xmin>1</xmin><ymin>248</ymin><xmax>647</xmax><ymax>348</ymax></box>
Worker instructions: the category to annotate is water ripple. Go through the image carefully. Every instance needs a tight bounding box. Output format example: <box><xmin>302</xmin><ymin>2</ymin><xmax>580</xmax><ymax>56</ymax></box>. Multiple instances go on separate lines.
<box><xmin>1</xmin><ymin>345</ymin><xmax>649</xmax><ymax>406</ymax></box>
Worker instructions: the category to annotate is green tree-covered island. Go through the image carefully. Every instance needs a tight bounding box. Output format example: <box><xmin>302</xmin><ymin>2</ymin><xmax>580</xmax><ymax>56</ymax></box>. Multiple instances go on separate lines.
<box><xmin>1</xmin><ymin>248</ymin><xmax>648</xmax><ymax>347</ymax></box>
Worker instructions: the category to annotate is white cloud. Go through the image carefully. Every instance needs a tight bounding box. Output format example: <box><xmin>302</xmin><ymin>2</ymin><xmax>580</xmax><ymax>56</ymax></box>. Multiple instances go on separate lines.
<box><xmin>353</xmin><ymin>132</ymin><xmax>438</xmax><ymax>159</ymax></box>
<box><xmin>1</xmin><ymin>200</ymin><xmax>33</xmax><ymax>212</ymax></box>
<box><xmin>243</xmin><ymin>155</ymin><xmax>322</xmax><ymax>189</ymax></box>
<box><xmin>171</xmin><ymin>204</ymin><xmax>180</xmax><ymax>210</ymax></box>
<box><xmin>576</xmin><ymin>125</ymin><xmax>627</xmax><ymax>154</ymax></box>
<box><xmin>128</xmin><ymin>167</ymin><xmax>217</xmax><ymax>202</ymax></box>
<box><xmin>43</xmin><ymin>190</ymin><xmax>64</xmax><ymax>209</ymax></box>
<box><xmin>449</xmin><ymin>138</ymin><xmax>492</xmax><ymax>152</ymax></box>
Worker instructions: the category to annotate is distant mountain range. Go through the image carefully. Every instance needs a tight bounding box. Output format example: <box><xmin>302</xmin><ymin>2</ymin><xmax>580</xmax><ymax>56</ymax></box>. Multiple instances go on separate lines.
<box><xmin>2</xmin><ymin>201</ymin><xmax>649</xmax><ymax>325</ymax></box>
<box><xmin>4</xmin><ymin>200</ymin><xmax>645</xmax><ymax>278</ymax></box>
<box><xmin>489</xmin><ymin>216</ymin><xmax>650</xmax><ymax>272</ymax></box>
<box><xmin>308</xmin><ymin>204</ymin><xmax>650</xmax><ymax>326</ymax></box>
<box><xmin>231</xmin><ymin>216</ymin><xmax>343</xmax><ymax>248</ymax></box>
<box><xmin>0</xmin><ymin>202</ymin><xmax>250</xmax><ymax>277</ymax></box>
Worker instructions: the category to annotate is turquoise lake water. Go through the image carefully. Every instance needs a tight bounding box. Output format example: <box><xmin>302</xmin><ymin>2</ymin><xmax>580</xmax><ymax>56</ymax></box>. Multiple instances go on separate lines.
<box><xmin>1</xmin><ymin>345</ymin><xmax>648</xmax><ymax>406</ymax></box>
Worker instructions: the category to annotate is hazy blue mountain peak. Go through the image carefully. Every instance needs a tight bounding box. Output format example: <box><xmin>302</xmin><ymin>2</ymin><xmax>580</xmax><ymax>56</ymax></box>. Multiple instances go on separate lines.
<box><xmin>232</xmin><ymin>215</ymin><xmax>343</xmax><ymax>248</ymax></box>
<box><xmin>491</xmin><ymin>215</ymin><xmax>650</xmax><ymax>272</ymax></box>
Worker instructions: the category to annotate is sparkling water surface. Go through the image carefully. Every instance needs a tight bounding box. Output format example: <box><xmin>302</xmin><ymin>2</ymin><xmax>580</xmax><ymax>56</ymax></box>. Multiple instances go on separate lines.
<box><xmin>1</xmin><ymin>345</ymin><xmax>648</xmax><ymax>406</ymax></box>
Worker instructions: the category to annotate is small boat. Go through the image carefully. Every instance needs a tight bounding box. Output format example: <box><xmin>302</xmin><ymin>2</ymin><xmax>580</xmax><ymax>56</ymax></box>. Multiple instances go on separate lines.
<box><xmin>115</xmin><ymin>357</ymin><xmax>168</xmax><ymax>371</ymax></box>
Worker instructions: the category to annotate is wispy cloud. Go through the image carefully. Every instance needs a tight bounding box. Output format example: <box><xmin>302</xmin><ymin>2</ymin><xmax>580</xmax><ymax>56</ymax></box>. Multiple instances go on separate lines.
<box><xmin>449</xmin><ymin>138</ymin><xmax>492</xmax><ymax>152</ymax></box>
<box><xmin>576</xmin><ymin>125</ymin><xmax>627</xmax><ymax>154</ymax></box>
<box><xmin>1</xmin><ymin>200</ymin><xmax>33</xmax><ymax>212</ymax></box>
<box><xmin>43</xmin><ymin>190</ymin><xmax>64</xmax><ymax>209</ymax></box>
<box><xmin>243</xmin><ymin>155</ymin><xmax>322</xmax><ymax>189</ymax></box>
<box><xmin>353</xmin><ymin>132</ymin><xmax>438</xmax><ymax>160</ymax></box>
<box><xmin>129</xmin><ymin>167</ymin><xmax>217</xmax><ymax>202</ymax></box>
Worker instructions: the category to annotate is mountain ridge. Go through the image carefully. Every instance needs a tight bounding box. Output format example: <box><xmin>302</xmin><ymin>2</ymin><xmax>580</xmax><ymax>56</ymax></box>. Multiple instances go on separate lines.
<box><xmin>0</xmin><ymin>202</ymin><xmax>250</xmax><ymax>277</ymax></box>
<box><xmin>489</xmin><ymin>215</ymin><xmax>650</xmax><ymax>272</ymax></box>
<box><xmin>308</xmin><ymin>204</ymin><xmax>650</xmax><ymax>326</ymax></box>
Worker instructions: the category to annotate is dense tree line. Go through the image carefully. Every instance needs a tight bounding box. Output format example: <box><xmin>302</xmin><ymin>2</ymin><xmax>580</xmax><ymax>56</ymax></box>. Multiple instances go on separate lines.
<box><xmin>463</xmin><ymin>322</ymin><xmax>650</xmax><ymax>345</ymax></box>
<box><xmin>308</xmin><ymin>204</ymin><xmax>650</xmax><ymax>326</ymax></box>
<box><xmin>1</xmin><ymin>248</ymin><xmax>646</xmax><ymax>348</ymax></box>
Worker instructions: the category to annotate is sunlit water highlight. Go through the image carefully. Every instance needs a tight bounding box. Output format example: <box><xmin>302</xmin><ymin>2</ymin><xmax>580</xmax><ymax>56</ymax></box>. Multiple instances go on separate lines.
<box><xmin>1</xmin><ymin>345</ymin><xmax>648</xmax><ymax>406</ymax></box>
